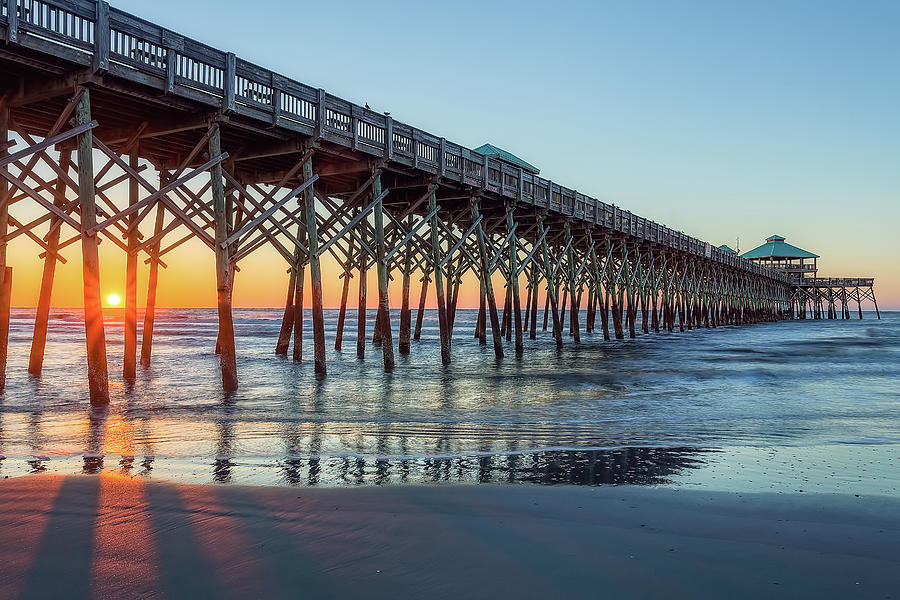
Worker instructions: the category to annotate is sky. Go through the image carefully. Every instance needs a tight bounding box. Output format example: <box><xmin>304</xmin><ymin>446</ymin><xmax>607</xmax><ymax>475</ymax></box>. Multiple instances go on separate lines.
<box><xmin>7</xmin><ymin>0</ymin><xmax>899</xmax><ymax>309</ymax></box>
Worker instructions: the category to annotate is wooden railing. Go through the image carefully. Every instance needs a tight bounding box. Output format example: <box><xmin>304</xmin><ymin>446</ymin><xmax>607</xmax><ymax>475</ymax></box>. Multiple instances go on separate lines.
<box><xmin>0</xmin><ymin>0</ymin><xmax>790</xmax><ymax>284</ymax></box>
<box><xmin>798</xmin><ymin>278</ymin><xmax>874</xmax><ymax>287</ymax></box>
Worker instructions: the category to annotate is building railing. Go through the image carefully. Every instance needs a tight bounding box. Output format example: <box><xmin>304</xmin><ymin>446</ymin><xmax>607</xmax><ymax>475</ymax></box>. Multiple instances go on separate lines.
<box><xmin>0</xmin><ymin>0</ymin><xmax>790</xmax><ymax>284</ymax></box>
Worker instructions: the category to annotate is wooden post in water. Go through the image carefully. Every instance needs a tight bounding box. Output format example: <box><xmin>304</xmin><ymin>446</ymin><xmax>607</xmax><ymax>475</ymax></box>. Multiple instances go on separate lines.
<box><xmin>399</xmin><ymin>215</ymin><xmax>413</xmax><ymax>355</ymax></box>
<box><xmin>373</xmin><ymin>172</ymin><xmax>395</xmax><ymax>370</ymax></box>
<box><xmin>476</xmin><ymin>279</ymin><xmax>487</xmax><ymax>344</ymax></box>
<box><xmin>293</xmin><ymin>213</ymin><xmax>307</xmax><ymax>362</ymax></box>
<box><xmin>507</xmin><ymin>206</ymin><xmax>523</xmax><ymax>355</ymax></box>
<box><xmin>413</xmin><ymin>271</ymin><xmax>429</xmax><ymax>341</ymax></box>
<box><xmin>585</xmin><ymin>285</ymin><xmax>594</xmax><ymax>333</ymax></box>
<box><xmin>303</xmin><ymin>155</ymin><xmax>326</xmax><ymax>374</ymax></box>
<box><xmin>501</xmin><ymin>285</ymin><xmax>511</xmax><ymax>340</ymax></box>
<box><xmin>565</xmin><ymin>223</ymin><xmax>580</xmax><ymax>343</ymax></box>
<box><xmin>140</xmin><ymin>178</ymin><xmax>166</xmax><ymax>367</ymax></box>
<box><xmin>428</xmin><ymin>188</ymin><xmax>451</xmax><ymax>365</ymax></box>
<box><xmin>538</xmin><ymin>218</ymin><xmax>563</xmax><ymax>349</ymax></box>
<box><xmin>76</xmin><ymin>89</ymin><xmax>110</xmax><ymax>403</ymax></box>
<box><xmin>29</xmin><ymin>151</ymin><xmax>71</xmax><ymax>376</ymax></box>
<box><xmin>559</xmin><ymin>286</ymin><xmax>567</xmax><ymax>333</ymax></box>
<box><xmin>356</xmin><ymin>230</ymin><xmax>367</xmax><ymax>359</ymax></box>
<box><xmin>0</xmin><ymin>105</ymin><xmax>10</xmax><ymax>390</ymax></box>
<box><xmin>542</xmin><ymin>290</ymin><xmax>550</xmax><ymax>332</ymax></box>
<box><xmin>528</xmin><ymin>265</ymin><xmax>540</xmax><ymax>340</ymax></box>
<box><xmin>612</xmin><ymin>269</ymin><xmax>625</xmax><ymax>340</ymax></box>
<box><xmin>472</xmin><ymin>198</ymin><xmax>503</xmax><ymax>359</ymax></box>
<box><xmin>123</xmin><ymin>146</ymin><xmax>139</xmax><ymax>380</ymax></box>
<box><xmin>523</xmin><ymin>280</ymin><xmax>532</xmax><ymax>333</ymax></box>
<box><xmin>276</xmin><ymin>259</ymin><xmax>297</xmax><ymax>355</ymax></box>
<box><xmin>334</xmin><ymin>254</ymin><xmax>353</xmax><ymax>351</ymax></box>
<box><xmin>448</xmin><ymin>274</ymin><xmax>461</xmax><ymax>334</ymax></box>
<box><xmin>209</xmin><ymin>124</ymin><xmax>238</xmax><ymax>391</ymax></box>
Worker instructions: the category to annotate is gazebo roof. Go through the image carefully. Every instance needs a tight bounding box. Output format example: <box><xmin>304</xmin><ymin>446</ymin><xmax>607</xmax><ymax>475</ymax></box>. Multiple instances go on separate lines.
<box><xmin>473</xmin><ymin>143</ymin><xmax>540</xmax><ymax>174</ymax></box>
<box><xmin>718</xmin><ymin>244</ymin><xmax>737</xmax><ymax>254</ymax></box>
<box><xmin>741</xmin><ymin>235</ymin><xmax>819</xmax><ymax>260</ymax></box>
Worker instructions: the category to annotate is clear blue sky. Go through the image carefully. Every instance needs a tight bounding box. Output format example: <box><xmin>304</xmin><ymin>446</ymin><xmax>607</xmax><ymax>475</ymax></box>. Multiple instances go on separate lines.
<box><xmin>114</xmin><ymin>0</ymin><xmax>900</xmax><ymax>305</ymax></box>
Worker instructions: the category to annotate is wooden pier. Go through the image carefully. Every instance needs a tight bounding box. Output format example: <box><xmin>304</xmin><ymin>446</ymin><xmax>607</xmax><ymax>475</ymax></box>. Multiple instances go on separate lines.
<box><xmin>0</xmin><ymin>0</ymin><xmax>868</xmax><ymax>403</ymax></box>
<box><xmin>794</xmin><ymin>278</ymin><xmax>879</xmax><ymax>321</ymax></box>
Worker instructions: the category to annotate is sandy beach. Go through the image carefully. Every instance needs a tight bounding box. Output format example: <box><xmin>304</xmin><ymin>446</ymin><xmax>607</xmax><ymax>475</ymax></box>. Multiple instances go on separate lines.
<box><xmin>0</xmin><ymin>475</ymin><xmax>896</xmax><ymax>599</ymax></box>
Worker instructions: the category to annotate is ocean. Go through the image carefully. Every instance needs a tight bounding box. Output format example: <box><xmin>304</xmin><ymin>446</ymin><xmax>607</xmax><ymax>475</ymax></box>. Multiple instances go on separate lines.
<box><xmin>0</xmin><ymin>307</ymin><xmax>897</xmax><ymax>494</ymax></box>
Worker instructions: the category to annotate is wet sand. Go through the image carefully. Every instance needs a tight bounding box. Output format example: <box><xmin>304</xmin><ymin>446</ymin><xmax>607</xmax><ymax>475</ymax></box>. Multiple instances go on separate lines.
<box><xmin>0</xmin><ymin>475</ymin><xmax>897</xmax><ymax>599</ymax></box>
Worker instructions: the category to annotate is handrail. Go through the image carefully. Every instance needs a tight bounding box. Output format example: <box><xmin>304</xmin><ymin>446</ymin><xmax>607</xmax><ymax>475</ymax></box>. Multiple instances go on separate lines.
<box><xmin>1</xmin><ymin>0</ymin><xmax>791</xmax><ymax>284</ymax></box>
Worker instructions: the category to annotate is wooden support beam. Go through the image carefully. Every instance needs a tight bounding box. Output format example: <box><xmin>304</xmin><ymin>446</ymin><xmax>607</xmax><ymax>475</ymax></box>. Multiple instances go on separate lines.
<box><xmin>356</xmin><ymin>228</ymin><xmax>367</xmax><ymax>360</ymax></box>
<box><xmin>399</xmin><ymin>215</ymin><xmax>413</xmax><ymax>355</ymax></box>
<box><xmin>334</xmin><ymin>247</ymin><xmax>354</xmax><ymax>352</ymax></box>
<box><xmin>539</xmin><ymin>218</ymin><xmax>563</xmax><ymax>349</ymax></box>
<box><xmin>276</xmin><ymin>254</ymin><xmax>298</xmax><ymax>355</ymax></box>
<box><xmin>303</xmin><ymin>155</ymin><xmax>327</xmax><ymax>374</ymax></box>
<box><xmin>29</xmin><ymin>150</ymin><xmax>71</xmax><ymax>376</ymax></box>
<box><xmin>507</xmin><ymin>206</ymin><xmax>524</xmax><ymax>355</ymax></box>
<box><xmin>293</xmin><ymin>216</ymin><xmax>307</xmax><ymax>362</ymax></box>
<box><xmin>209</xmin><ymin>126</ymin><xmax>238</xmax><ymax>392</ymax></box>
<box><xmin>124</xmin><ymin>146</ymin><xmax>139</xmax><ymax>380</ymax></box>
<box><xmin>76</xmin><ymin>89</ymin><xmax>109</xmax><ymax>404</ymax></box>
<box><xmin>529</xmin><ymin>268</ymin><xmax>540</xmax><ymax>340</ymax></box>
<box><xmin>373</xmin><ymin>173</ymin><xmax>395</xmax><ymax>370</ymax></box>
<box><xmin>413</xmin><ymin>271</ymin><xmax>429</xmax><ymax>342</ymax></box>
<box><xmin>140</xmin><ymin>190</ymin><xmax>166</xmax><ymax>367</ymax></box>
<box><xmin>0</xmin><ymin>105</ymin><xmax>9</xmax><ymax>390</ymax></box>
<box><xmin>429</xmin><ymin>189</ymin><xmax>451</xmax><ymax>365</ymax></box>
<box><xmin>472</xmin><ymin>198</ymin><xmax>503</xmax><ymax>359</ymax></box>
<box><xmin>565</xmin><ymin>223</ymin><xmax>581</xmax><ymax>343</ymax></box>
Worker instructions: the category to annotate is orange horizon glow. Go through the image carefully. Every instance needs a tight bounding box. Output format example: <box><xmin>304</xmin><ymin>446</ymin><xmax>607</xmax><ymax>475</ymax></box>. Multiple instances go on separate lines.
<box><xmin>4</xmin><ymin>192</ymin><xmax>897</xmax><ymax>312</ymax></box>
<box><xmin>5</xmin><ymin>233</ymin><xmax>898</xmax><ymax>312</ymax></box>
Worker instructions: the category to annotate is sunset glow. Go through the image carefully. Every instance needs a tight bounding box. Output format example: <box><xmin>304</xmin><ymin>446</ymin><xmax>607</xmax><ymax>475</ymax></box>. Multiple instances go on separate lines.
<box><xmin>106</xmin><ymin>294</ymin><xmax>121</xmax><ymax>307</ymax></box>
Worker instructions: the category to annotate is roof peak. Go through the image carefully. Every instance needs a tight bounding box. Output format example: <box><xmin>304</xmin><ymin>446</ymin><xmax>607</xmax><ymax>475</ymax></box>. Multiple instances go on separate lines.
<box><xmin>741</xmin><ymin>235</ymin><xmax>819</xmax><ymax>260</ymax></box>
<box><xmin>473</xmin><ymin>143</ymin><xmax>540</xmax><ymax>175</ymax></box>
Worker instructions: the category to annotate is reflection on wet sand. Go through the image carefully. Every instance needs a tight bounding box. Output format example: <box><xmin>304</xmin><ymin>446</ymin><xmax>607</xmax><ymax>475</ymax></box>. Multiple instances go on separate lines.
<box><xmin>271</xmin><ymin>447</ymin><xmax>712</xmax><ymax>488</ymax></box>
<box><xmin>1</xmin><ymin>387</ymin><xmax>715</xmax><ymax>487</ymax></box>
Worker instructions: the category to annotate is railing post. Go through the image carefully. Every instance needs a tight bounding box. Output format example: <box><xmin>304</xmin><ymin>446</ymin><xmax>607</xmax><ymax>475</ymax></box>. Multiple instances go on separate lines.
<box><xmin>517</xmin><ymin>168</ymin><xmax>523</xmax><ymax>202</ymax></box>
<box><xmin>7</xmin><ymin>0</ymin><xmax>18</xmax><ymax>44</ymax></box>
<box><xmin>162</xmin><ymin>31</ymin><xmax>182</xmax><ymax>93</ymax></box>
<box><xmin>385</xmin><ymin>115</ymin><xmax>393</xmax><ymax>159</ymax></box>
<box><xmin>439</xmin><ymin>137</ymin><xmax>446</xmax><ymax>177</ymax></box>
<box><xmin>315</xmin><ymin>88</ymin><xmax>325</xmax><ymax>139</ymax></box>
<box><xmin>93</xmin><ymin>1</ymin><xmax>110</xmax><ymax>72</ymax></box>
<box><xmin>223</xmin><ymin>52</ymin><xmax>236</xmax><ymax>112</ymax></box>
<box><xmin>272</xmin><ymin>74</ymin><xmax>283</xmax><ymax>126</ymax></box>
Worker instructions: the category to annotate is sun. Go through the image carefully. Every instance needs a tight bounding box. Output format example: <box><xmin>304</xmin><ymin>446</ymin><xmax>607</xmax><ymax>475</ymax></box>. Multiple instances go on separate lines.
<box><xmin>106</xmin><ymin>294</ymin><xmax>122</xmax><ymax>307</ymax></box>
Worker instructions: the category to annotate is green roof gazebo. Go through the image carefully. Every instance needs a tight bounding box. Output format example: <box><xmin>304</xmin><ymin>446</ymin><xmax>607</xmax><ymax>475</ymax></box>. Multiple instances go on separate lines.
<box><xmin>473</xmin><ymin>144</ymin><xmax>540</xmax><ymax>175</ymax></box>
<box><xmin>741</xmin><ymin>235</ymin><xmax>819</xmax><ymax>283</ymax></box>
